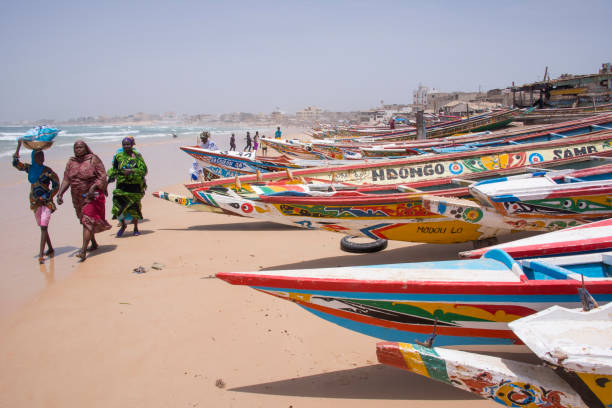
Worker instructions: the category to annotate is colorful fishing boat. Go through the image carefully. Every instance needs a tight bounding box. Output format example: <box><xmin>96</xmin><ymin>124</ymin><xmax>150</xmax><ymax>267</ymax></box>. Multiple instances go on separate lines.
<box><xmin>184</xmin><ymin>182</ymin><xmax>508</xmax><ymax>244</ymax></box>
<box><xmin>461</xmin><ymin>218</ymin><xmax>612</xmax><ymax>259</ymax></box>
<box><xmin>509</xmin><ymin>302</ymin><xmax>612</xmax><ymax>408</ymax></box>
<box><xmin>376</xmin><ymin>302</ymin><xmax>612</xmax><ymax>408</ymax></box>
<box><xmin>186</xmin><ymin>131</ymin><xmax>612</xmax><ymax>189</ymax></box>
<box><xmin>359</xmin><ymin>113</ymin><xmax>612</xmax><ymax>159</ymax></box>
<box><xmin>216</xmin><ymin>248</ymin><xmax>612</xmax><ymax>349</ymax></box>
<box><xmin>423</xmin><ymin>168</ymin><xmax>612</xmax><ymax>232</ymax></box>
<box><xmin>158</xmin><ymin>161</ymin><xmax>612</xmax><ymax>246</ymax></box>
<box><xmin>311</xmin><ymin>113</ymin><xmax>612</xmax><ymax>159</ymax></box>
<box><xmin>377</xmin><ymin>342</ymin><xmax>585</xmax><ymax>407</ymax></box>
<box><xmin>179</xmin><ymin>147</ymin><xmax>305</xmax><ymax>177</ymax></box>
<box><xmin>151</xmin><ymin>191</ymin><xmax>227</xmax><ymax>214</ymax></box>
<box><xmin>259</xmin><ymin>138</ymin><xmax>328</xmax><ymax>159</ymax></box>
<box><xmin>315</xmin><ymin>109</ymin><xmax>523</xmax><ymax>141</ymax></box>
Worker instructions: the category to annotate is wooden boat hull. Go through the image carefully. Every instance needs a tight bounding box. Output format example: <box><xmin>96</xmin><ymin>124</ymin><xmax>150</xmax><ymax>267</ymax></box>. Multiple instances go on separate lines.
<box><xmin>180</xmin><ymin>147</ymin><xmax>301</xmax><ymax>176</ymax></box>
<box><xmin>377</xmin><ymin>303</ymin><xmax>612</xmax><ymax>407</ymax></box>
<box><xmin>152</xmin><ymin>191</ymin><xmax>228</xmax><ymax>214</ymax></box>
<box><xmin>509</xmin><ymin>303</ymin><xmax>612</xmax><ymax>408</ymax></box>
<box><xmin>179</xmin><ymin>163</ymin><xmax>612</xmax><ymax>245</ymax></box>
<box><xmin>424</xmin><ymin>171</ymin><xmax>612</xmax><ymax>232</ymax></box>
<box><xmin>383</xmin><ymin>109</ymin><xmax>522</xmax><ymax>141</ymax></box>
<box><xmin>358</xmin><ymin>113</ymin><xmax>612</xmax><ymax>158</ymax></box>
<box><xmin>376</xmin><ymin>342</ymin><xmax>587</xmax><ymax>407</ymax></box>
<box><xmin>260</xmin><ymin>138</ymin><xmax>327</xmax><ymax>159</ymax></box>
<box><xmin>188</xmin><ymin>132</ymin><xmax>612</xmax><ymax>188</ymax></box>
<box><xmin>194</xmin><ymin>189</ymin><xmax>507</xmax><ymax>244</ymax></box>
<box><xmin>461</xmin><ymin>218</ymin><xmax>612</xmax><ymax>259</ymax></box>
<box><xmin>216</xmin><ymin>250</ymin><xmax>612</xmax><ymax>348</ymax></box>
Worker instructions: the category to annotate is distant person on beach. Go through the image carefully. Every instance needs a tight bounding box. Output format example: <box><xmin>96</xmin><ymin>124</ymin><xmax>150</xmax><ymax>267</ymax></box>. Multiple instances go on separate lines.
<box><xmin>57</xmin><ymin>140</ymin><xmax>111</xmax><ymax>262</ymax></box>
<box><xmin>13</xmin><ymin>141</ymin><xmax>60</xmax><ymax>264</ymax></box>
<box><xmin>275</xmin><ymin>127</ymin><xmax>282</xmax><ymax>139</ymax></box>
<box><xmin>107</xmin><ymin>137</ymin><xmax>148</xmax><ymax>238</ymax></box>
<box><xmin>199</xmin><ymin>131</ymin><xmax>218</xmax><ymax>150</ymax></box>
<box><xmin>253</xmin><ymin>131</ymin><xmax>259</xmax><ymax>152</ymax></box>
<box><xmin>229</xmin><ymin>133</ymin><xmax>236</xmax><ymax>151</ymax></box>
<box><xmin>389</xmin><ymin>118</ymin><xmax>395</xmax><ymax>129</ymax></box>
<box><xmin>244</xmin><ymin>131</ymin><xmax>252</xmax><ymax>151</ymax></box>
<box><xmin>261</xmin><ymin>135</ymin><xmax>268</xmax><ymax>156</ymax></box>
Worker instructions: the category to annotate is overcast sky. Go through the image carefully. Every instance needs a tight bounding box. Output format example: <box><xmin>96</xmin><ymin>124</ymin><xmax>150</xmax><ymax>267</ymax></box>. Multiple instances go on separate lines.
<box><xmin>1</xmin><ymin>0</ymin><xmax>611</xmax><ymax>122</ymax></box>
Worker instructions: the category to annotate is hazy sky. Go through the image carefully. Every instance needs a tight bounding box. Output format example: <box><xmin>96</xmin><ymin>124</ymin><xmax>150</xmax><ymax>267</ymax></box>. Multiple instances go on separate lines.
<box><xmin>1</xmin><ymin>0</ymin><xmax>611</xmax><ymax>121</ymax></box>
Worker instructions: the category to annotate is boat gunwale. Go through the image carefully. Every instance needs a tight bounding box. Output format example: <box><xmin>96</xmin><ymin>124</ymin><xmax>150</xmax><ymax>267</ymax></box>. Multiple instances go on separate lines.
<box><xmin>215</xmin><ymin>271</ymin><xmax>612</xmax><ymax>295</ymax></box>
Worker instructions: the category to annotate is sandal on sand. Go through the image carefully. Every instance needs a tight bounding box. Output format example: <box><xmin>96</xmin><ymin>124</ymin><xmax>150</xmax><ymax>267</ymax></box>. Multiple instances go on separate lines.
<box><xmin>116</xmin><ymin>226</ymin><xmax>126</xmax><ymax>238</ymax></box>
<box><xmin>38</xmin><ymin>256</ymin><xmax>45</xmax><ymax>264</ymax></box>
<box><xmin>45</xmin><ymin>249</ymin><xmax>55</xmax><ymax>257</ymax></box>
<box><xmin>75</xmin><ymin>250</ymin><xmax>86</xmax><ymax>262</ymax></box>
<box><xmin>133</xmin><ymin>230</ymin><xmax>140</xmax><ymax>236</ymax></box>
<box><xmin>88</xmin><ymin>243</ymin><xmax>98</xmax><ymax>251</ymax></box>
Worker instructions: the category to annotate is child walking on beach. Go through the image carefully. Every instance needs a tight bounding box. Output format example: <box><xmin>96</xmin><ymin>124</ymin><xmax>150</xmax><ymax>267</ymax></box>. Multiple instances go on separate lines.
<box><xmin>12</xmin><ymin>141</ymin><xmax>60</xmax><ymax>264</ymax></box>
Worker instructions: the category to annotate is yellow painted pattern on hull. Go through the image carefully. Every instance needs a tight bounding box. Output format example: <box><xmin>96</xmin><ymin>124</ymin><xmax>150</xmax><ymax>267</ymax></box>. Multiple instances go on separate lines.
<box><xmin>576</xmin><ymin>372</ymin><xmax>612</xmax><ymax>406</ymax></box>
<box><xmin>398</xmin><ymin>343</ymin><xmax>430</xmax><ymax>377</ymax></box>
<box><xmin>392</xmin><ymin>302</ymin><xmax>524</xmax><ymax>323</ymax></box>
<box><xmin>376</xmin><ymin>220</ymin><xmax>489</xmax><ymax>243</ymax></box>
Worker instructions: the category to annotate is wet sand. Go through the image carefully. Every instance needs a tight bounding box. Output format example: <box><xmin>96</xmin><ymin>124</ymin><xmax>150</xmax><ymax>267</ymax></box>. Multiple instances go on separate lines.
<box><xmin>0</xmin><ymin>130</ymin><xmax>519</xmax><ymax>407</ymax></box>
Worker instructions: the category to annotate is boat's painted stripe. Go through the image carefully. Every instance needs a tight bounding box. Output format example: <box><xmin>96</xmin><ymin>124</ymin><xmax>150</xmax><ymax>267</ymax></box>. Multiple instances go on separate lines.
<box><xmin>290</xmin><ymin>297</ymin><xmax>519</xmax><ymax>339</ymax></box>
<box><xmin>300</xmin><ymin>305</ymin><xmax>516</xmax><ymax>346</ymax></box>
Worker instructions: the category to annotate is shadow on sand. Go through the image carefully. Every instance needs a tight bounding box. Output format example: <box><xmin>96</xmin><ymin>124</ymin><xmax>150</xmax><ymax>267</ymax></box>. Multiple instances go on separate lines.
<box><xmin>229</xmin><ymin>364</ymin><xmax>476</xmax><ymax>400</ymax></box>
<box><xmin>69</xmin><ymin>244</ymin><xmax>118</xmax><ymax>259</ymax></box>
<box><xmin>262</xmin><ymin>230</ymin><xmax>539</xmax><ymax>271</ymax></box>
<box><xmin>32</xmin><ymin>245</ymin><xmax>78</xmax><ymax>258</ymax></box>
<box><xmin>262</xmin><ymin>242</ymin><xmax>472</xmax><ymax>271</ymax></box>
<box><xmin>114</xmin><ymin>229</ymin><xmax>155</xmax><ymax>238</ymax></box>
<box><xmin>161</xmin><ymin>221</ymin><xmax>299</xmax><ymax>232</ymax></box>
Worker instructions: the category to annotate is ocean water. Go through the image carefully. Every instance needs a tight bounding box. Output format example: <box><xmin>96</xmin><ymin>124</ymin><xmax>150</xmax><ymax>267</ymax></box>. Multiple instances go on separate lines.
<box><xmin>0</xmin><ymin>124</ymin><xmax>278</xmax><ymax>158</ymax></box>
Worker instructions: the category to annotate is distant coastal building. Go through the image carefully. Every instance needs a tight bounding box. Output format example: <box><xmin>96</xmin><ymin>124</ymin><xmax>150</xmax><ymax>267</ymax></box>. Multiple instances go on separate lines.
<box><xmin>511</xmin><ymin>62</ymin><xmax>612</xmax><ymax>108</ymax></box>
<box><xmin>413</xmin><ymin>85</ymin><xmax>429</xmax><ymax>107</ymax></box>
<box><xmin>271</xmin><ymin>108</ymin><xmax>285</xmax><ymax>122</ymax></box>
<box><xmin>296</xmin><ymin>106</ymin><xmax>322</xmax><ymax>122</ymax></box>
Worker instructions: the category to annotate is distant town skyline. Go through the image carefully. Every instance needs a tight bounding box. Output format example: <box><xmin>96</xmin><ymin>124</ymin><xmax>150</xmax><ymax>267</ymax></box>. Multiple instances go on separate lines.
<box><xmin>1</xmin><ymin>0</ymin><xmax>611</xmax><ymax>122</ymax></box>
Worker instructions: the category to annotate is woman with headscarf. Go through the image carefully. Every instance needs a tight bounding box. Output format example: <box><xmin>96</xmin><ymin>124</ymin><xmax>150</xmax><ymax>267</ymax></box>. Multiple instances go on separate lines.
<box><xmin>57</xmin><ymin>140</ymin><xmax>111</xmax><ymax>261</ymax></box>
<box><xmin>12</xmin><ymin>141</ymin><xmax>60</xmax><ymax>264</ymax></box>
<box><xmin>107</xmin><ymin>137</ymin><xmax>147</xmax><ymax>237</ymax></box>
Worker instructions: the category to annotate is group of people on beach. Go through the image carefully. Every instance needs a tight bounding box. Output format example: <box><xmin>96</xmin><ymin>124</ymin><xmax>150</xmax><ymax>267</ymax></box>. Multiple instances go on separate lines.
<box><xmin>13</xmin><ymin>137</ymin><xmax>148</xmax><ymax>264</ymax></box>
<box><xmin>201</xmin><ymin>126</ymin><xmax>282</xmax><ymax>154</ymax></box>
<box><xmin>226</xmin><ymin>131</ymin><xmax>260</xmax><ymax>152</ymax></box>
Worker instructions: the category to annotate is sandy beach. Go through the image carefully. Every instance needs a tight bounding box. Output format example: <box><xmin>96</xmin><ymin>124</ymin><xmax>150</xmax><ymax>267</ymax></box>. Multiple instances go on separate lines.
<box><xmin>0</xmin><ymin>130</ymin><xmax>531</xmax><ymax>407</ymax></box>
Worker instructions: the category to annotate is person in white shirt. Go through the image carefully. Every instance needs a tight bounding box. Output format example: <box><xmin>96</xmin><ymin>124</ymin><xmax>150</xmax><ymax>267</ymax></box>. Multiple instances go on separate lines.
<box><xmin>199</xmin><ymin>131</ymin><xmax>218</xmax><ymax>150</ymax></box>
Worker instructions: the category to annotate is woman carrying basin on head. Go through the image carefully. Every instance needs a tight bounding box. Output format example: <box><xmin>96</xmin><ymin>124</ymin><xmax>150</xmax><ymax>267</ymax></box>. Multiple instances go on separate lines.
<box><xmin>57</xmin><ymin>140</ymin><xmax>111</xmax><ymax>261</ymax></box>
<box><xmin>12</xmin><ymin>141</ymin><xmax>60</xmax><ymax>264</ymax></box>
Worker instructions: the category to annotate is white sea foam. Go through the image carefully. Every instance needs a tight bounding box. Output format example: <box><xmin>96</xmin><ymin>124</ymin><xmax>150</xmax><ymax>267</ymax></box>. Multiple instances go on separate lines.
<box><xmin>58</xmin><ymin>130</ymin><xmax>139</xmax><ymax>138</ymax></box>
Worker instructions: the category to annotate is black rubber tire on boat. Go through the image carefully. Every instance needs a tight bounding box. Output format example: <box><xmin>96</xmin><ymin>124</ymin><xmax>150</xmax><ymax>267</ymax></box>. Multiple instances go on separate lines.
<box><xmin>340</xmin><ymin>236</ymin><xmax>388</xmax><ymax>253</ymax></box>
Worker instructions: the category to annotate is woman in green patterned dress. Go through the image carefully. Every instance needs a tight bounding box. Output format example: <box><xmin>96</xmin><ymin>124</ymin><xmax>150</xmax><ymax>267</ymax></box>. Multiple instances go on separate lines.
<box><xmin>107</xmin><ymin>137</ymin><xmax>147</xmax><ymax>237</ymax></box>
